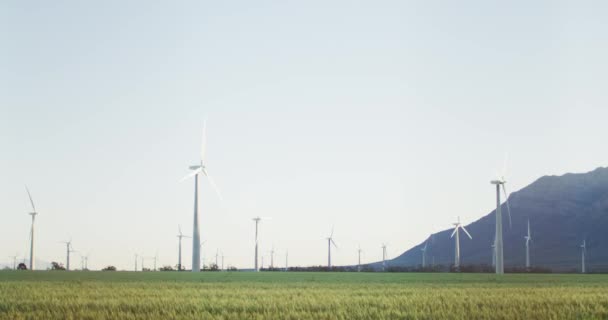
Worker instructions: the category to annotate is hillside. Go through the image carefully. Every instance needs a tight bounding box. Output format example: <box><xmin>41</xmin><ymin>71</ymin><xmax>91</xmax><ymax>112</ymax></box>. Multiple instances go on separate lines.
<box><xmin>386</xmin><ymin>167</ymin><xmax>608</xmax><ymax>272</ymax></box>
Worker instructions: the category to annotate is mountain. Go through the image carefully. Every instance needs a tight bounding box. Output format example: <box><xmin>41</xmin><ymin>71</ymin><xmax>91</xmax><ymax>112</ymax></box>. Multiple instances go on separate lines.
<box><xmin>387</xmin><ymin>167</ymin><xmax>608</xmax><ymax>272</ymax></box>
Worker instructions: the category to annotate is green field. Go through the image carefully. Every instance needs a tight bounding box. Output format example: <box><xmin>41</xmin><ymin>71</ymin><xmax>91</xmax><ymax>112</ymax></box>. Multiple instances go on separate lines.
<box><xmin>1</xmin><ymin>271</ymin><xmax>607</xmax><ymax>319</ymax></box>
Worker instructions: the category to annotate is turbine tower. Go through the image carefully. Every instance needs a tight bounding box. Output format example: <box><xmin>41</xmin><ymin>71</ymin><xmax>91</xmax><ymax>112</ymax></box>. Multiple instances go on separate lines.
<box><xmin>62</xmin><ymin>240</ymin><xmax>74</xmax><ymax>271</ymax></box>
<box><xmin>580</xmin><ymin>239</ymin><xmax>586</xmax><ymax>274</ymax></box>
<box><xmin>381</xmin><ymin>243</ymin><xmax>387</xmax><ymax>271</ymax></box>
<box><xmin>177</xmin><ymin>225</ymin><xmax>191</xmax><ymax>271</ymax></box>
<box><xmin>25</xmin><ymin>187</ymin><xmax>38</xmax><ymax>270</ymax></box>
<box><xmin>134</xmin><ymin>254</ymin><xmax>138</xmax><ymax>271</ymax></box>
<box><xmin>270</xmin><ymin>247</ymin><xmax>275</xmax><ymax>269</ymax></box>
<box><xmin>182</xmin><ymin>120</ymin><xmax>222</xmax><ymax>272</ymax></box>
<box><xmin>490</xmin><ymin>162</ymin><xmax>513</xmax><ymax>275</ymax></box>
<box><xmin>252</xmin><ymin>217</ymin><xmax>271</xmax><ymax>272</ymax></box>
<box><xmin>326</xmin><ymin>227</ymin><xmax>337</xmax><ymax>269</ymax></box>
<box><xmin>451</xmin><ymin>217</ymin><xmax>472</xmax><ymax>270</ymax></box>
<box><xmin>491</xmin><ymin>235</ymin><xmax>496</xmax><ymax>267</ymax></box>
<box><xmin>284</xmin><ymin>249</ymin><xmax>288</xmax><ymax>271</ymax></box>
<box><xmin>357</xmin><ymin>246</ymin><xmax>362</xmax><ymax>272</ymax></box>
<box><xmin>421</xmin><ymin>242</ymin><xmax>428</xmax><ymax>268</ymax></box>
<box><xmin>524</xmin><ymin>219</ymin><xmax>532</xmax><ymax>269</ymax></box>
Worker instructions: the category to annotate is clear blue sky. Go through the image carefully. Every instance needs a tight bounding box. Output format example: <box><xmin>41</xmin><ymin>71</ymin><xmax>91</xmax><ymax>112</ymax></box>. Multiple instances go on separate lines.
<box><xmin>1</xmin><ymin>0</ymin><xmax>607</xmax><ymax>270</ymax></box>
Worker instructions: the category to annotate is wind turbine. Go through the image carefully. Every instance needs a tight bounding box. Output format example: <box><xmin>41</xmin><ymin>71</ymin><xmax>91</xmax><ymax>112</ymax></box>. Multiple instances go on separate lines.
<box><xmin>177</xmin><ymin>225</ymin><xmax>191</xmax><ymax>271</ymax></box>
<box><xmin>451</xmin><ymin>217</ymin><xmax>472</xmax><ymax>270</ymax></box>
<box><xmin>25</xmin><ymin>187</ymin><xmax>38</xmax><ymax>270</ymax></box>
<box><xmin>270</xmin><ymin>247</ymin><xmax>275</xmax><ymax>269</ymax></box>
<box><xmin>62</xmin><ymin>240</ymin><xmax>75</xmax><ymax>271</ymax></box>
<box><xmin>181</xmin><ymin>120</ymin><xmax>223</xmax><ymax>272</ymax></box>
<box><xmin>357</xmin><ymin>246</ymin><xmax>362</xmax><ymax>272</ymax></box>
<box><xmin>252</xmin><ymin>217</ymin><xmax>271</xmax><ymax>272</ymax></box>
<box><xmin>580</xmin><ymin>239</ymin><xmax>587</xmax><ymax>274</ymax></box>
<box><xmin>381</xmin><ymin>243</ymin><xmax>388</xmax><ymax>271</ymax></box>
<box><xmin>215</xmin><ymin>249</ymin><xmax>219</xmax><ymax>270</ymax></box>
<box><xmin>284</xmin><ymin>249</ymin><xmax>288</xmax><ymax>271</ymax></box>
<box><xmin>524</xmin><ymin>219</ymin><xmax>532</xmax><ymax>269</ymax></box>
<box><xmin>10</xmin><ymin>254</ymin><xmax>18</xmax><ymax>270</ymax></box>
<box><xmin>134</xmin><ymin>253</ymin><xmax>138</xmax><ymax>271</ymax></box>
<box><xmin>326</xmin><ymin>227</ymin><xmax>337</xmax><ymax>269</ymax></box>
<box><xmin>490</xmin><ymin>158</ymin><xmax>513</xmax><ymax>275</ymax></box>
<box><xmin>421</xmin><ymin>242</ymin><xmax>428</xmax><ymax>268</ymax></box>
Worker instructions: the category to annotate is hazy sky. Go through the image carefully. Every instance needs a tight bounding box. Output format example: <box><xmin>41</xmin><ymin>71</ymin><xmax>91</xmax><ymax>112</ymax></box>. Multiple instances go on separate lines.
<box><xmin>1</xmin><ymin>0</ymin><xmax>607</xmax><ymax>270</ymax></box>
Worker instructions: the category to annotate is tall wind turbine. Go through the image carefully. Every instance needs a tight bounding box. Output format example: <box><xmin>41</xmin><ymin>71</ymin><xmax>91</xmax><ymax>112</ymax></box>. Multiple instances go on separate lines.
<box><xmin>524</xmin><ymin>219</ymin><xmax>532</xmax><ymax>269</ymax></box>
<box><xmin>326</xmin><ymin>227</ymin><xmax>337</xmax><ymax>269</ymax></box>
<box><xmin>177</xmin><ymin>225</ymin><xmax>191</xmax><ymax>271</ymax></box>
<box><xmin>252</xmin><ymin>217</ymin><xmax>271</xmax><ymax>272</ymax></box>
<box><xmin>62</xmin><ymin>240</ymin><xmax>75</xmax><ymax>271</ymax></box>
<box><xmin>284</xmin><ymin>249</ymin><xmax>288</xmax><ymax>271</ymax></box>
<box><xmin>421</xmin><ymin>242</ymin><xmax>428</xmax><ymax>268</ymax></box>
<box><xmin>357</xmin><ymin>246</ymin><xmax>362</xmax><ymax>272</ymax></box>
<box><xmin>182</xmin><ymin>120</ymin><xmax>222</xmax><ymax>272</ymax></box>
<box><xmin>580</xmin><ymin>239</ymin><xmax>587</xmax><ymax>274</ymax></box>
<box><xmin>490</xmin><ymin>159</ymin><xmax>513</xmax><ymax>275</ymax></box>
<box><xmin>270</xmin><ymin>247</ymin><xmax>275</xmax><ymax>269</ymax></box>
<box><xmin>451</xmin><ymin>217</ymin><xmax>472</xmax><ymax>270</ymax></box>
<box><xmin>25</xmin><ymin>187</ymin><xmax>38</xmax><ymax>270</ymax></box>
<box><xmin>381</xmin><ymin>243</ymin><xmax>388</xmax><ymax>271</ymax></box>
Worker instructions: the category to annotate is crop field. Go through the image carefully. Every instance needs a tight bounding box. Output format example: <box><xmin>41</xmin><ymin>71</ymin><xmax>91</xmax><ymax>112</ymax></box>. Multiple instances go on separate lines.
<box><xmin>1</xmin><ymin>271</ymin><xmax>607</xmax><ymax>320</ymax></box>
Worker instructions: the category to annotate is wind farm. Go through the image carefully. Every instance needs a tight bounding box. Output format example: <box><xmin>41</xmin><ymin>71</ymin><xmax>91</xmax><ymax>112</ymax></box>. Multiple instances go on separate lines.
<box><xmin>2</xmin><ymin>0</ymin><xmax>608</xmax><ymax>319</ymax></box>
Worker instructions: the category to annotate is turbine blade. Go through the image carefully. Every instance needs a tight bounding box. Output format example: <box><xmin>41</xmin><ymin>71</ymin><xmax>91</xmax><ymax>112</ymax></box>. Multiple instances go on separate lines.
<box><xmin>461</xmin><ymin>226</ymin><xmax>473</xmax><ymax>239</ymax></box>
<box><xmin>331</xmin><ymin>239</ymin><xmax>338</xmax><ymax>248</ymax></box>
<box><xmin>450</xmin><ymin>228</ymin><xmax>457</xmax><ymax>238</ymax></box>
<box><xmin>330</xmin><ymin>225</ymin><xmax>334</xmax><ymax>238</ymax></box>
<box><xmin>25</xmin><ymin>186</ymin><xmax>36</xmax><ymax>212</ymax></box>
<box><xmin>201</xmin><ymin>119</ymin><xmax>207</xmax><ymax>163</ymax></box>
<box><xmin>202</xmin><ymin>168</ymin><xmax>223</xmax><ymax>201</ymax></box>
<box><xmin>502</xmin><ymin>185</ymin><xmax>512</xmax><ymax>228</ymax></box>
<box><xmin>180</xmin><ymin>168</ymin><xmax>201</xmax><ymax>182</ymax></box>
<box><xmin>178</xmin><ymin>225</ymin><xmax>182</xmax><ymax>235</ymax></box>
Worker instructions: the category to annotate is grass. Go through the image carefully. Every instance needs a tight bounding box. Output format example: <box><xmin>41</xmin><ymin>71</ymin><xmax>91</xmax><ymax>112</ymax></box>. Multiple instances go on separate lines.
<box><xmin>1</xmin><ymin>271</ymin><xmax>607</xmax><ymax>319</ymax></box>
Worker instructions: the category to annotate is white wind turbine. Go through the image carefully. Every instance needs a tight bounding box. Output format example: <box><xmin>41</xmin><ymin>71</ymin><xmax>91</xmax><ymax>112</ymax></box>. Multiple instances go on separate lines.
<box><xmin>381</xmin><ymin>243</ymin><xmax>388</xmax><ymax>271</ymax></box>
<box><xmin>284</xmin><ymin>249</ymin><xmax>288</xmax><ymax>272</ymax></box>
<box><xmin>177</xmin><ymin>225</ymin><xmax>191</xmax><ymax>271</ymax></box>
<box><xmin>270</xmin><ymin>247</ymin><xmax>275</xmax><ymax>269</ymax></box>
<box><xmin>451</xmin><ymin>217</ymin><xmax>472</xmax><ymax>270</ymax></box>
<box><xmin>357</xmin><ymin>246</ymin><xmax>363</xmax><ymax>272</ymax></box>
<box><xmin>182</xmin><ymin>120</ymin><xmax>223</xmax><ymax>272</ymax></box>
<box><xmin>580</xmin><ymin>239</ymin><xmax>587</xmax><ymax>274</ymax></box>
<box><xmin>421</xmin><ymin>241</ymin><xmax>428</xmax><ymax>268</ymax></box>
<box><xmin>252</xmin><ymin>217</ymin><xmax>271</xmax><ymax>272</ymax></box>
<box><xmin>490</xmin><ymin>157</ymin><xmax>513</xmax><ymax>274</ymax></box>
<box><xmin>25</xmin><ymin>187</ymin><xmax>38</xmax><ymax>271</ymax></box>
<box><xmin>61</xmin><ymin>240</ymin><xmax>75</xmax><ymax>271</ymax></box>
<box><xmin>524</xmin><ymin>219</ymin><xmax>532</xmax><ymax>269</ymax></box>
<box><xmin>326</xmin><ymin>227</ymin><xmax>338</xmax><ymax>269</ymax></box>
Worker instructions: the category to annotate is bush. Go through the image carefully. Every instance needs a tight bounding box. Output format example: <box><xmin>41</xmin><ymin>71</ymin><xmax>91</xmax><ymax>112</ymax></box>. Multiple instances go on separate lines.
<box><xmin>102</xmin><ymin>266</ymin><xmax>116</xmax><ymax>271</ymax></box>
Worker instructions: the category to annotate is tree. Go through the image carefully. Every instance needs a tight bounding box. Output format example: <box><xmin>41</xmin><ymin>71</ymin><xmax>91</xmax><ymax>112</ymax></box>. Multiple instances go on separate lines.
<box><xmin>17</xmin><ymin>263</ymin><xmax>27</xmax><ymax>270</ymax></box>
<box><xmin>102</xmin><ymin>265</ymin><xmax>116</xmax><ymax>271</ymax></box>
<box><xmin>159</xmin><ymin>265</ymin><xmax>174</xmax><ymax>271</ymax></box>
<box><xmin>50</xmin><ymin>262</ymin><xmax>66</xmax><ymax>270</ymax></box>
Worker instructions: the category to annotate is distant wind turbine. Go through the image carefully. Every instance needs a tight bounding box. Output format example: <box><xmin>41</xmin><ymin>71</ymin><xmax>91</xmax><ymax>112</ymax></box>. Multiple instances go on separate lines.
<box><xmin>490</xmin><ymin>156</ymin><xmax>513</xmax><ymax>274</ymax></box>
<box><xmin>326</xmin><ymin>227</ymin><xmax>338</xmax><ymax>269</ymax></box>
<box><xmin>381</xmin><ymin>243</ymin><xmax>388</xmax><ymax>271</ymax></box>
<box><xmin>10</xmin><ymin>254</ymin><xmax>18</xmax><ymax>270</ymax></box>
<box><xmin>177</xmin><ymin>225</ymin><xmax>191</xmax><ymax>271</ymax></box>
<box><xmin>284</xmin><ymin>249</ymin><xmax>289</xmax><ymax>271</ymax></box>
<box><xmin>62</xmin><ymin>240</ymin><xmax>75</xmax><ymax>271</ymax></box>
<box><xmin>524</xmin><ymin>219</ymin><xmax>532</xmax><ymax>269</ymax></box>
<box><xmin>252</xmin><ymin>217</ymin><xmax>271</xmax><ymax>272</ymax></box>
<box><xmin>134</xmin><ymin>253</ymin><xmax>139</xmax><ymax>271</ymax></box>
<box><xmin>580</xmin><ymin>239</ymin><xmax>587</xmax><ymax>274</ymax></box>
<box><xmin>25</xmin><ymin>186</ymin><xmax>38</xmax><ymax>271</ymax></box>
<box><xmin>357</xmin><ymin>246</ymin><xmax>362</xmax><ymax>272</ymax></box>
<box><xmin>421</xmin><ymin>241</ymin><xmax>428</xmax><ymax>268</ymax></box>
<box><xmin>270</xmin><ymin>247</ymin><xmax>275</xmax><ymax>269</ymax></box>
<box><xmin>451</xmin><ymin>217</ymin><xmax>472</xmax><ymax>270</ymax></box>
<box><xmin>181</xmin><ymin>120</ymin><xmax>223</xmax><ymax>272</ymax></box>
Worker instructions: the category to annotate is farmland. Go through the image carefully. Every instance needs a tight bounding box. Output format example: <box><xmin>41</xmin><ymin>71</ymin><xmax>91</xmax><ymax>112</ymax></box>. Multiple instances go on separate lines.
<box><xmin>1</xmin><ymin>271</ymin><xmax>607</xmax><ymax>319</ymax></box>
